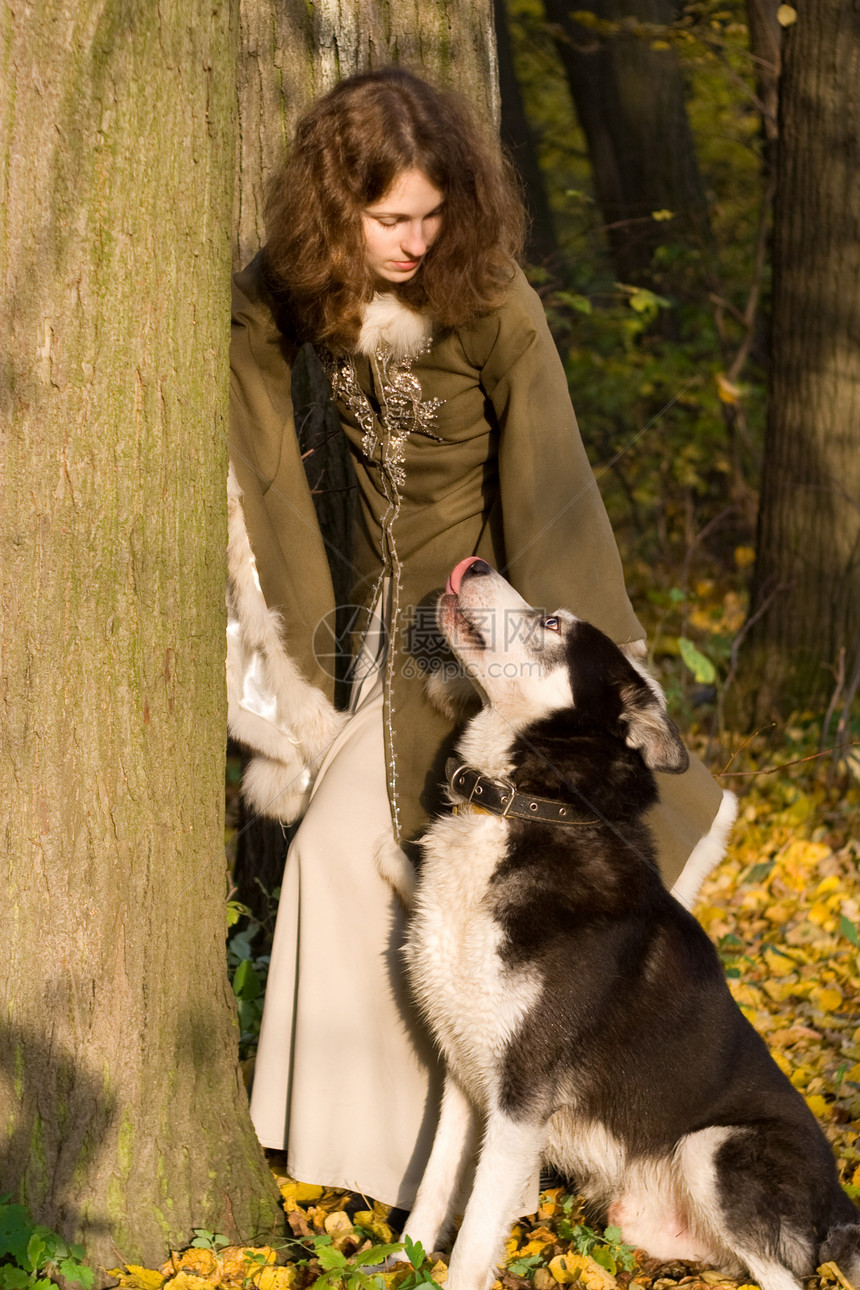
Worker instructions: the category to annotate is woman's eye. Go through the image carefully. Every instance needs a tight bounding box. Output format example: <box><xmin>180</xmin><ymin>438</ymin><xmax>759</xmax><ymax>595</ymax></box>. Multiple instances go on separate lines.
<box><xmin>542</xmin><ymin>616</ymin><xmax>560</xmax><ymax>632</ymax></box>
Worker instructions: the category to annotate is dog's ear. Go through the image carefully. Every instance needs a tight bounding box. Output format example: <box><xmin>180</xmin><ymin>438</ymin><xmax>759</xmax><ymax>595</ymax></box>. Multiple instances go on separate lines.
<box><xmin>619</xmin><ymin>677</ymin><xmax>689</xmax><ymax>774</ymax></box>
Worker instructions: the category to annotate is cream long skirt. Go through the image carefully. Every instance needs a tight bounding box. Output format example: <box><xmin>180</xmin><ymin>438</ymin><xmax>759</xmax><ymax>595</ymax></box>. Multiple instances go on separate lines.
<box><xmin>248</xmin><ymin>663</ymin><xmax>444</xmax><ymax>1208</ymax></box>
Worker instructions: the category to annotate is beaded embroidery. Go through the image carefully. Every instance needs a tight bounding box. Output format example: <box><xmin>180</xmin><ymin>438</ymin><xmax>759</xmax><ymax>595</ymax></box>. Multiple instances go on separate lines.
<box><xmin>322</xmin><ymin>341</ymin><xmax>445</xmax><ymax>839</ymax></box>
<box><xmin>323</xmin><ymin>342</ymin><xmax>442</xmax><ymax>487</ymax></box>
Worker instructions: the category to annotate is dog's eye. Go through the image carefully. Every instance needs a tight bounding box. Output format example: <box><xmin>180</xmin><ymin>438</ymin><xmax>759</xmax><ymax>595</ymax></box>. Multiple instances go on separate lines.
<box><xmin>542</xmin><ymin>616</ymin><xmax>561</xmax><ymax>632</ymax></box>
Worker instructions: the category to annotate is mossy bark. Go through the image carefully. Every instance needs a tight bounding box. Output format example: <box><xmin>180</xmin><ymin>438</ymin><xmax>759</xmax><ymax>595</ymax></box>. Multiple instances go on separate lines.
<box><xmin>0</xmin><ymin>0</ymin><xmax>280</xmax><ymax>1273</ymax></box>
<box><xmin>739</xmin><ymin>2</ymin><xmax>860</xmax><ymax>725</ymax></box>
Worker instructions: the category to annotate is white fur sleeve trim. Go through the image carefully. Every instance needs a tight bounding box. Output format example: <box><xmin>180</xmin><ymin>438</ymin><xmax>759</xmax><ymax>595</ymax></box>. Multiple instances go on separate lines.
<box><xmin>226</xmin><ymin>465</ymin><xmax>347</xmax><ymax>823</ymax></box>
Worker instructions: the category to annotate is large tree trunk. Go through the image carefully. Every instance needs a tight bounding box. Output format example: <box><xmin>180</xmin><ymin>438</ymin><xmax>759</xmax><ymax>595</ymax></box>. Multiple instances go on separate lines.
<box><xmin>542</xmin><ymin>0</ymin><xmax>713</xmax><ymax>288</ymax></box>
<box><xmin>742</xmin><ymin>2</ymin><xmax>860</xmax><ymax>722</ymax></box>
<box><xmin>0</xmin><ymin>0</ymin><xmax>281</xmax><ymax>1273</ymax></box>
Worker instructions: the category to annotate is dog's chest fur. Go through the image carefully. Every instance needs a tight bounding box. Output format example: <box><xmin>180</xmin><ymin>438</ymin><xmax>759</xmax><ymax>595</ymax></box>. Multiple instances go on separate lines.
<box><xmin>405</xmin><ymin>713</ymin><xmax>542</xmax><ymax>1105</ymax></box>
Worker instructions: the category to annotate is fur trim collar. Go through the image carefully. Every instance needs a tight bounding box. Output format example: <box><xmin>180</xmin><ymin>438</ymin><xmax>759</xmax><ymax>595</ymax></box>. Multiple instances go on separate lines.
<box><xmin>356</xmin><ymin>293</ymin><xmax>433</xmax><ymax>360</ymax></box>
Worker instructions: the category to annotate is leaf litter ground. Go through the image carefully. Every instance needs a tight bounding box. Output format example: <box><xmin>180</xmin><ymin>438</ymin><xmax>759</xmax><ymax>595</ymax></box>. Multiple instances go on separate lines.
<box><xmin>112</xmin><ymin>750</ymin><xmax>860</xmax><ymax>1290</ymax></box>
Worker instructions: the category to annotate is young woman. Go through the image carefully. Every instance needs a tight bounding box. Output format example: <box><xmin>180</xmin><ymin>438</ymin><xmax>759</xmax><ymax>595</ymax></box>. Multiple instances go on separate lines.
<box><xmin>226</xmin><ymin>67</ymin><xmax>734</xmax><ymax>1210</ymax></box>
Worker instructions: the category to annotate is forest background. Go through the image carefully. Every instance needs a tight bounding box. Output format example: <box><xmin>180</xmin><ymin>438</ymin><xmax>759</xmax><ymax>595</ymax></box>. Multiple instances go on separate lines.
<box><xmin>1</xmin><ymin>0</ymin><xmax>858</xmax><ymax>1286</ymax></box>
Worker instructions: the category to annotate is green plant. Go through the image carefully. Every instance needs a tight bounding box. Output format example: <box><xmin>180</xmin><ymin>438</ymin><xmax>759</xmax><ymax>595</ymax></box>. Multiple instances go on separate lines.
<box><xmin>273</xmin><ymin>1231</ymin><xmax>442</xmax><ymax>1290</ymax></box>
<box><xmin>556</xmin><ymin>1199</ymin><xmax>636</xmax><ymax>1275</ymax></box>
<box><xmin>307</xmin><ymin>1234</ymin><xmax>402</xmax><ymax>1290</ymax></box>
<box><xmin>227</xmin><ymin>912</ymin><xmax>270</xmax><ymax>1060</ymax></box>
<box><xmin>189</xmin><ymin>1229</ymin><xmax>231</xmax><ymax>1253</ymax></box>
<box><xmin>506</xmin><ymin>1253</ymin><xmax>544</xmax><ymax>1278</ymax></box>
<box><xmin>396</xmin><ymin>1236</ymin><xmax>442</xmax><ymax>1290</ymax></box>
<box><xmin>0</xmin><ymin>1199</ymin><xmax>93</xmax><ymax>1290</ymax></box>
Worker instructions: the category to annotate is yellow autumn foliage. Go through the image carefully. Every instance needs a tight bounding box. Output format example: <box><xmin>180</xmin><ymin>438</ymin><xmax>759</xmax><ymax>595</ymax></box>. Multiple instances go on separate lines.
<box><xmin>280</xmin><ymin>1181</ymin><xmax>326</xmax><ymax>1209</ymax></box>
<box><xmin>108</xmin><ymin>1266</ymin><xmax>166</xmax><ymax>1290</ymax></box>
<box><xmin>548</xmin><ymin>1252</ymin><xmax>618</xmax><ymax>1290</ymax></box>
<box><xmin>160</xmin><ymin>1250</ymin><xmax>220</xmax><ymax>1279</ymax></box>
<box><xmin>216</xmin><ymin>1246</ymin><xmax>277</xmax><ymax>1283</ymax></box>
<box><xmin>161</xmin><ymin>1274</ymin><xmax>219</xmax><ymax>1290</ymax></box>
<box><xmin>252</xmin><ymin>1267</ymin><xmax>299</xmax><ymax>1290</ymax></box>
<box><xmin>352</xmin><ymin>1209</ymin><xmax>396</xmax><ymax>1242</ymax></box>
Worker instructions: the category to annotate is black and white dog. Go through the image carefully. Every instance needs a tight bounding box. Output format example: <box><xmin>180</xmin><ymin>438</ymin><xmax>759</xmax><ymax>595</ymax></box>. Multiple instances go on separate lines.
<box><xmin>398</xmin><ymin>558</ymin><xmax>860</xmax><ymax>1290</ymax></box>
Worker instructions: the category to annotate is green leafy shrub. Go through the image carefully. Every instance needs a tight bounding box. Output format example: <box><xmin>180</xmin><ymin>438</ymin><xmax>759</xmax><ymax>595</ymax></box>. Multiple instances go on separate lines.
<box><xmin>0</xmin><ymin>1199</ymin><xmax>93</xmax><ymax>1290</ymax></box>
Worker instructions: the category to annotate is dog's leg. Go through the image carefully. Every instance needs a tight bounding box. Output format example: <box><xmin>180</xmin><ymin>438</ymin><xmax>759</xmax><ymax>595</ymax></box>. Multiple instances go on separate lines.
<box><xmin>401</xmin><ymin>1074</ymin><xmax>479</xmax><ymax>1256</ymax></box>
<box><xmin>676</xmin><ymin>1126</ymin><xmax>807</xmax><ymax>1290</ymax></box>
<box><xmin>445</xmin><ymin>1108</ymin><xmax>544</xmax><ymax>1290</ymax></box>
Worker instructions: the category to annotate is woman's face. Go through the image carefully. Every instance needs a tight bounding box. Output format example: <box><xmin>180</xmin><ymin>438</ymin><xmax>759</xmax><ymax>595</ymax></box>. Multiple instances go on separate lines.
<box><xmin>362</xmin><ymin>168</ymin><xmax>444</xmax><ymax>287</ymax></box>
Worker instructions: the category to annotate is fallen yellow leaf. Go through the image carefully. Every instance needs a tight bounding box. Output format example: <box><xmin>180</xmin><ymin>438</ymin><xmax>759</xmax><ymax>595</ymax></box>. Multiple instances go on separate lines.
<box><xmin>324</xmin><ymin>1210</ymin><xmax>354</xmax><ymax>1236</ymax></box>
<box><xmin>253</xmin><ymin>1268</ymin><xmax>298</xmax><ymax>1290</ymax></box>
<box><xmin>109</xmin><ymin>1267</ymin><xmax>166</xmax><ymax>1290</ymax></box>
<box><xmin>534</xmin><ymin>1270</ymin><xmax>559</xmax><ymax>1290</ymax></box>
<box><xmin>811</xmin><ymin>985</ymin><xmax>843</xmax><ymax>1013</ymax></box>
<box><xmin>217</xmin><ymin>1247</ymin><xmax>276</xmax><ymax>1284</ymax></box>
<box><xmin>162</xmin><ymin>1275</ymin><xmax>218</xmax><ymax>1290</ymax></box>
<box><xmin>549</xmin><ymin>1253</ymin><xmax>617</xmax><ymax>1290</ymax></box>
<box><xmin>353</xmin><ymin>1210</ymin><xmax>396</xmax><ymax>1242</ymax></box>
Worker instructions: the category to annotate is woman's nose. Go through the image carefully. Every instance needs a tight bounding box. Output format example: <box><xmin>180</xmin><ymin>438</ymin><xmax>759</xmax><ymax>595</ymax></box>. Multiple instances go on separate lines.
<box><xmin>400</xmin><ymin>222</ymin><xmax>428</xmax><ymax>257</ymax></box>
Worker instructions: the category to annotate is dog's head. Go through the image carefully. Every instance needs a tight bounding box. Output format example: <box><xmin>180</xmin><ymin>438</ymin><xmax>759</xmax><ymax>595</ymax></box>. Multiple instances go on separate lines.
<box><xmin>438</xmin><ymin>558</ymin><xmax>688</xmax><ymax>775</ymax></box>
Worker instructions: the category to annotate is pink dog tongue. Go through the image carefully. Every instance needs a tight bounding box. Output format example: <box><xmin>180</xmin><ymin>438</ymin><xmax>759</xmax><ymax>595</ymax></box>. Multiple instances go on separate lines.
<box><xmin>447</xmin><ymin>556</ymin><xmax>482</xmax><ymax>596</ymax></box>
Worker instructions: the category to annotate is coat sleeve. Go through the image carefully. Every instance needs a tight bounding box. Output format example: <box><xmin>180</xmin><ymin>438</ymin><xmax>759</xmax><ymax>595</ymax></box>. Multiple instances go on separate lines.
<box><xmin>227</xmin><ymin>255</ymin><xmax>346</xmax><ymax>823</ymax></box>
<box><xmin>464</xmin><ymin>265</ymin><xmax>645</xmax><ymax>647</ymax></box>
<box><xmin>229</xmin><ymin>253</ymin><xmax>338</xmax><ymax>695</ymax></box>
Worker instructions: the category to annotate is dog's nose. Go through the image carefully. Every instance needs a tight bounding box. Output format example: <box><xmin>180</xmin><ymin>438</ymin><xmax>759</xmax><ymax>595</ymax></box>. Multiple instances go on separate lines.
<box><xmin>447</xmin><ymin>556</ymin><xmax>493</xmax><ymax>595</ymax></box>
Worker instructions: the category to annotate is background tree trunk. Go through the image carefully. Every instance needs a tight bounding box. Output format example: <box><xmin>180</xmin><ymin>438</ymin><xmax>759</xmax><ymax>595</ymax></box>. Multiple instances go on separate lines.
<box><xmin>494</xmin><ymin>0</ymin><xmax>559</xmax><ymax>267</ymax></box>
<box><xmin>741</xmin><ymin>1</ymin><xmax>860</xmax><ymax>722</ymax></box>
<box><xmin>745</xmin><ymin>0</ymin><xmax>781</xmax><ymax>167</ymax></box>
<box><xmin>542</xmin><ymin>0</ymin><xmax>713</xmax><ymax>289</ymax></box>
<box><xmin>0</xmin><ymin>0</ymin><xmax>281</xmax><ymax>1273</ymax></box>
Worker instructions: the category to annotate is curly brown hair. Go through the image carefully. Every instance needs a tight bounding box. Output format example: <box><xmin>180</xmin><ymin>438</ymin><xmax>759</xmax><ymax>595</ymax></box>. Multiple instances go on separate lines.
<box><xmin>263</xmin><ymin>67</ymin><xmax>526</xmax><ymax>352</ymax></box>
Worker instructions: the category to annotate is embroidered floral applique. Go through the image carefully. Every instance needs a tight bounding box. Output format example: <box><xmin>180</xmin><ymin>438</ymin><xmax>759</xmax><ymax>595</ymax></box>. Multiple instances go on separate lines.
<box><xmin>323</xmin><ymin>342</ymin><xmax>443</xmax><ymax>488</ymax></box>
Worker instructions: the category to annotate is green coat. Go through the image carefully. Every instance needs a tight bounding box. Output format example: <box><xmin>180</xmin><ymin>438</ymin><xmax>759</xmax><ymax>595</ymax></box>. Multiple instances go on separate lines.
<box><xmin>229</xmin><ymin>254</ymin><xmax>726</xmax><ymax>886</ymax></box>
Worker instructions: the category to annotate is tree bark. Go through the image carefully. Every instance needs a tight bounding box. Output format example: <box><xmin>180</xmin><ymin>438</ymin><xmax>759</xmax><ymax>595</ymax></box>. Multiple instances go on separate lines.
<box><xmin>742</xmin><ymin>2</ymin><xmax>860</xmax><ymax>722</ymax></box>
<box><xmin>542</xmin><ymin>0</ymin><xmax>713</xmax><ymax>288</ymax></box>
<box><xmin>0</xmin><ymin>0</ymin><xmax>281</xmax><ymax>1273</ymax></box>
